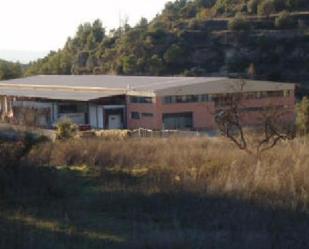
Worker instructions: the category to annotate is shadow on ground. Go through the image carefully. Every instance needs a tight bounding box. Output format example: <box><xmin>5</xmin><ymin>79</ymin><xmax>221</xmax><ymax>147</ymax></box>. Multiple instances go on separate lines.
<box><xmin>1</xmin><ymin>165</ymin><xmax>309</xmax><ymax>249</ymax></box>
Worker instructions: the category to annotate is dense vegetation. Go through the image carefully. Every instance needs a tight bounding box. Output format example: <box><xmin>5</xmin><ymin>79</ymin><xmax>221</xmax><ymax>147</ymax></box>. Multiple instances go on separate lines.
<box><xmin>13</xmin><ymin>0</ymin><xmax>307</xmax><ymax>87</ymax></box>
<box><xmin>1</xmin><ymin>136</ymin><xmax>309</xmax><ymax>248</ymax></box>
<box><xmin>0</xmin><ymin>59</ymin><xmax>23</xmax><ymax>80</ymax></box>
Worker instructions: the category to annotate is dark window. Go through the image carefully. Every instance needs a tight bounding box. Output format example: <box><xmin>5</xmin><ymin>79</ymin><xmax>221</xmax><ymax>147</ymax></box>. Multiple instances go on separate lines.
<box><xmin>244</xmin><ymin>92</ymin><xmax>259</xmax><ymax>99</ymax></box>
<box><xmin>58</xmin><ymin>104</ymin><xmax>78</xmax><ymax>113</ymax></box>
<box><xmin>240</xmin><ymin>105</ymin><xmax>287</xmax><ymax>113</ymax></box>
<box><xmin>240</xmin><ymin>107</ymin><xmax>265</xmax><ymax>112</ymax></box>
<box><xmin>142</xmin><ymin>113</ymin><xmax>154</xmax><ymax>118</ymax></box>
<box><xmin>175</xmin><ymin>95</ymin><xmax>198</xmax><ymax>103</ymax></box>
<box><xmin>163</xmin><ymin>96</ymin><xmax>175</xmax><ymax>104</ymax></box>
<box><xmin>200</xmin><ymin>94</ymin><xmax>210</xmax><ymax>102</ymax></box>
<box><xmin>267</xmin><ymin>91</ymin><xmax>284</xmax><ymax>97</ymax></box>
<box><xmin>131</xmin><ymin>112</ymin><xmax>140</xmax><ymax>119</ymax></box>
<box><xmin>163</xmin><ymin>112</ymin><xmax>193</xmax><ymax>130</ymax></box>
<box><xmin>130</xmin><ymin>96</ymin><xmax>154</xmax><ymax>104</ymax></box>
<box><xmin>163</xmin><ymin>95</ymin><xmax>199</xmax><ymax>104</ymax></box>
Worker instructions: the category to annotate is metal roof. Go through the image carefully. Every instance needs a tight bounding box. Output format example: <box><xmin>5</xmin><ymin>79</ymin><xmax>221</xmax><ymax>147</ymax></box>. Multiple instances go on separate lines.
<box><xmin>0</xmin><ymin>75</ymin><xmax>226</xmax><ymax>91</ymax></box>
<box><xmin>0</xmin><ymin>75</ymin><xmax>295</xmax><ymax>100</ymax></box>
<box><xmin>0</xmin><ymin>86</ymin><xmax>124</xmax><ymax>101</ymax></box>
<box><xmin>155</xmin><ymin>78</ymin><xmax>295</xmax><ymax>96</ymax></box>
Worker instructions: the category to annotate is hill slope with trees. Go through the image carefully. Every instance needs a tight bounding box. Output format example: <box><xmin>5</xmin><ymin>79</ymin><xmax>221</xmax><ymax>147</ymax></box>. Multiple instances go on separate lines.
<box><xmin>23</xmin><ymin>0</ymin><xmax>309</xmax><ymax>87</ymax></box>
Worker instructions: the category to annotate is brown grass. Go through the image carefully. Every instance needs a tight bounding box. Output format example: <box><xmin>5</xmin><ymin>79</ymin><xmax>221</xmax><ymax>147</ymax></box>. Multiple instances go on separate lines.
<box><xmin>26</xmin><ymin>136</ymin><xmax>309</xmax><ymax>212</ymax></box>
<box><xmin>2</xmin><ymin>136</ymin><xmax>309</xmax><ymax>248</ymax></box>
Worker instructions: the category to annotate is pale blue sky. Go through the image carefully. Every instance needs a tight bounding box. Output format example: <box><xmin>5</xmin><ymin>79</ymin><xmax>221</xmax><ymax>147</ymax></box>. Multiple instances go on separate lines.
<box><xmin>0</xmin><ymin>0</ymin><xmax>170</xmax><ymax>62</ymax></box>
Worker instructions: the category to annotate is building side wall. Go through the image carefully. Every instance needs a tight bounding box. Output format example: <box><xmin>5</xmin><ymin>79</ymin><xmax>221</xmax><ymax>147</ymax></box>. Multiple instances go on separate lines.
<box><xmin>156</xmin><ymin>99</ymin><xmax>216</xmax><ymax>130</ymax></box>
<box><xmin>126</xmin><ymin>95</ymin><xmax>295</xmax><ymax>131</ymax></box>
<box><xmin>238</xmin><ymin>95</ymin><xmax>295</xmax><ymax>126</ymax></box>
<box><xmin>126</xmin><ymin>98</ymin><xmax>158</xmax><ymax>129</ymax></box>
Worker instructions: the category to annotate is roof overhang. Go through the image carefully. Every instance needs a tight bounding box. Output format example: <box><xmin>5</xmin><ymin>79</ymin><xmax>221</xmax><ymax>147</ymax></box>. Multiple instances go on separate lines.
<box><xmin>0</xmin><ymin>86</ymin><xmax>126</xmax><ymax>101</ymax></box>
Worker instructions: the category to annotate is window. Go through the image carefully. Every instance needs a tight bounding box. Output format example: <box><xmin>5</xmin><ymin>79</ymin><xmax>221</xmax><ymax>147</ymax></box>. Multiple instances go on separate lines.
<box><xmin>240</xmin><ymin>107</ymin><xmax>265</xmax><ymax>112</ymax></box>
<box><xmin>163</xmin><ymin>95</ymin><xmax>199</xmax><ymax>104</ymax></box>
<box><xmin>266</xmin><ymin>91</ymin><xmax>284</xmax><ymax>98</ymax></box>
<box><xmin>244</xmin><ymin>92</ymin><xmax>259</xmax><ymax>99</ymax></box>
<box><xmin>130</xmin><ymin>96</ymin><xmax>154</xmax><ymax>104</ymax></box>
<box><xmin>178</xmin><ymin>95</ymin><xmax>198</xmax><ymax>103</ymax></box>
<box><xmin>163</xmin><ymin>96</ymin><xmax>175</xmax><ymax>104</ymax></box>
<box><xmin>163</xmin><ymin>112</ymin><xmax>193</xmax><ymax>130</ymax></box>
<box><xmin>131</xmin><ymin>112</ymin><xmax>140</xmax><ymax>119</ymax></box>
<box><xmin>240</xmin><ymin>105</ymin><xmax>288</xmax><ymax>113</ymax></box>
<box><xmin>284</xmin><ymin>90</ymin><xmax>292</xmax><ymax>97</ymax></box>
<box><xmin>58</xmin><ymin>104</ymin><xmax>77</xmax><ymax>113</ymax></box>
<box><xmin>200</xmin><ymin>94</ymin><xmax>210</xmax><ymax>102</ymax></box>
<box><xmin>142</xmin><ymin>113</ymin><xmax>154</xmax><ymax>118</ymax></box>
<box><xmin>162</xmin><ymin>90</ymin><xmax>289</xmax><ymax>105</ymax></box>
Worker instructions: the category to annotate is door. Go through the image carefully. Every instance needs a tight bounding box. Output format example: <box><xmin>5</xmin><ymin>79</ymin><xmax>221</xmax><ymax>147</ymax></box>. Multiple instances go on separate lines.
<box><xmin>108</xmin><ymin>114</ymin><xmax>122</xmax><ymax>129</ymax></box>
<box><xmin>97</xmin><ymin>106</ymin><xmax>104</xmax><ymax>129</ymax></box>
<box><xmin>162</xmin><ymin>112</ymin><xmax>193</xmax><ymax>130</ymax></box>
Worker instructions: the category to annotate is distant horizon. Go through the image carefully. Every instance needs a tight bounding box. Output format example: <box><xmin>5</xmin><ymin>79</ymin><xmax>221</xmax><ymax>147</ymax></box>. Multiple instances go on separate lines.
<box><xmin>0</xmin><ymin>49</ymin><xmax>49</xmax><ymax>63</ymax></box>
<box><xmin>0</xmin><ymin>0</ymin><xmax>170</xmax><ymax>63</ymax></box>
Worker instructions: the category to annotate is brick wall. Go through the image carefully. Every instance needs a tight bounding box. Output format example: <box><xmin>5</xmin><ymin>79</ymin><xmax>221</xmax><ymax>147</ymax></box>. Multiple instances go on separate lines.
<box><xmin>126</xmin><ymin>95</ymin><xmax>295</xmax><ymax>130</ymax></box>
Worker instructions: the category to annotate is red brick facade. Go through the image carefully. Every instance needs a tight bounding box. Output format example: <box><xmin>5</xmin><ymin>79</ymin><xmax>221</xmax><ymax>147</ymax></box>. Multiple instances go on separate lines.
<box><xmin>127</xmin><ymin>95</ymin><xmax>295</xmax><ymax>131</ymax></box>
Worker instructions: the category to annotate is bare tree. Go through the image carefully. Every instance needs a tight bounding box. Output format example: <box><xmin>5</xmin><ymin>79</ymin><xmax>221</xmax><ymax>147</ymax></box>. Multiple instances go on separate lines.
<box><xmin>214</xmin><ymin>79</ymin><xmax>295</xmax><ymax>159</ymax></box>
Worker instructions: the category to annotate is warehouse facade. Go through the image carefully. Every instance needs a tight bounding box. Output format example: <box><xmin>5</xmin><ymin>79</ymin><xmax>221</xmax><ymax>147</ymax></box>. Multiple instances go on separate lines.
<box><xmin>0</xmin><ymin>75</ymin><xmax>295</xmax><ymax>130</ymax></box>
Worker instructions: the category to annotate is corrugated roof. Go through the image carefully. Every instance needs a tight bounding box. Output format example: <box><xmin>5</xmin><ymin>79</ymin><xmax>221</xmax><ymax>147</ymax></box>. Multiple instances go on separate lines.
<box><xmin>0</xmin><ymin>75</ymin><xmax>226</xmax><ymax>91</ymax></box>
<box><xmin>0</xmin><ymin>75</ymin><xmax>295</xmax><ymax>100</ymax></box>
<box><xmin>155</xmin><ymin>78</ymin><xmax>295</xmax><ymax>96</ymax></box>
<box><xmin>0</xmin><ymin>87</ymin><xmax>124</xmax><ymax>101</ymax></box>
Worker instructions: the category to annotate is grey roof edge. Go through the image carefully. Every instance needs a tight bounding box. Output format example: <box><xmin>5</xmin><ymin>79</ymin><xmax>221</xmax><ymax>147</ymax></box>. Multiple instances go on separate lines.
<box><xmin>154</xmin><ymin>78</ymin><xmax>295</xmax><ymax>96</ymax></box>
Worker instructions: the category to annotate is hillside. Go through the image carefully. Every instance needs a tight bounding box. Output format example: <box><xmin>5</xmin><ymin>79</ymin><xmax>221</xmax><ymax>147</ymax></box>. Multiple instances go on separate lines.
<box><xmin>24</xmin><ymin>0</ymin><xmax>309</xmax><ymax>88</ymax></box>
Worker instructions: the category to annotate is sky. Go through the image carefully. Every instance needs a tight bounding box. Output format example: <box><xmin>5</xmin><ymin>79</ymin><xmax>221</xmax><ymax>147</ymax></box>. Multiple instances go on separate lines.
<box><xmin>0</xmin><ymin>0</ymin><xmax>170</xmax><ymax>62</ymax></box>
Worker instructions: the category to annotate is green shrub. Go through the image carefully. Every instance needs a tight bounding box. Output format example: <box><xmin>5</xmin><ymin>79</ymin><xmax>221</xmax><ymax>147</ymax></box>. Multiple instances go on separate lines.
<box><xmin>228</xmin><ymin>13</ymin><xmax>251</xmax><ymax>31</ymax></box>
<box><xmin>257</xmin><ymin>0</ymin><xmax>275</xmax><ymax>17</ymax></box>
<box><xmin>275</xmin><ymin>11</ymin><xmax>293</xmax><ymax>28</ymax></box>
<box><xmin>56</xmin><ymin>118</ymin><xmax>78</xmax><ymax>140</ymax></box>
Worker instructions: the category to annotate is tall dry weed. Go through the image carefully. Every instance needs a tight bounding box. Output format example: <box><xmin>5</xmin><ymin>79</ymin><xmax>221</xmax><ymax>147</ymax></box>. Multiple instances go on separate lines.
<box><xmin>27</xmin><ymin>136</ymin><xmax>309</xmax><ymax>211</ymax></box>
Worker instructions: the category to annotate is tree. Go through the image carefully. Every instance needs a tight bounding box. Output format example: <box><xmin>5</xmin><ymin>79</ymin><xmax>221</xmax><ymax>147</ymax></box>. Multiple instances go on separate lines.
<box><xmin>122</xmin><ymin>55</ymin><xmax>138</xmax><ymax>74</ymax></box>
<box><xmin>247</xmin><ymin>0</ymin><xmax>260</xmax><ymax>14</ymax></box>
<box><xmin>0</xmin><ymin>60</ymin><xmax>23</xmax><ymax>80</ymax></box>
<box><xmin>214</xmin><ymin>79</ymin><xmax>295</xmax><ymax>159</ymax></box>
<box><xmin>86</xmin><ymin>33</ymin><xmax>96</xmax><ymax>50</ymax></box>
<box><xmin>148</xmin><ymin>55</ymin><xmax>164</xmax><ymax>75</ymax></box>
<box><xmin>228</xmin><ymin>13</ymin><xmax>251</xmax><ymax>31</ymax></box>
<box><xmin>196</xmin><ymin>0</ymin><xmax>216</xmax><ymax>8</ymax></box>
<box><xmin>136</xmin><ymin>17</ymin><xmax>148</xmax><ymax>29</ymax></box>
<box><xmin>258</xmin><ymin>0</ymin><xmax>275</xmax><ymax>17</ymax></box>
<box><xmin>92</xmin><ymin>19</ymin><xmax>105</xmax><ymax>43</ymax></box>
<box><xmin>86</xmin><ymin>54</ymin><xmax>96</xmax><ymax>71</ymax></box>
<box><xmin>164</xmin><ymin>44</ymin><xmax>185</xmax><ymax>64</ymax></box>
<box><xmin>272</xmin><ymin>0</ymin><xmax>287</xmax><ymax>11</ymax></box>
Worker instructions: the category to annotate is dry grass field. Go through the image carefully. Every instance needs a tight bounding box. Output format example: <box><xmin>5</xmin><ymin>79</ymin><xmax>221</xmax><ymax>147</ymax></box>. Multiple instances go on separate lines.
<box><xmin>1</xmin><ymin>136</ymin><xmax>309</xmax><ymax>249</ymax></box>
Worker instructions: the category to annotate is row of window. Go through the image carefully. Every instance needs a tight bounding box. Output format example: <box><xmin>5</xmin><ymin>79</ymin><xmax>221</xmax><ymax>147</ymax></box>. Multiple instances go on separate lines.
<box><xmin>240</xmin><ymin>105</ymin><xmax>289</xmax><ymax>113</ymax></box>
<box><xmin>129</xmin><ymin>96</ymin><xmax>154</xmax><ymax>104</ymax></box>
<box><xmin>131</xmin><ymin>112</ymin><xmax>154</xmax><ymax>120</ymax></box>
<box><xmin>129</xmin><ymin>90</ymin><xmax>292</xmax><ymax>105</ymax></box>
<box><xmin>131</xmin><ymin>111</ymin><xmax>193</xmax><ymax>129</ymax></box>
<box><xmin>162</xmin><ymin>90</ymin><xmax>292</xmax><ymax>105</ymax></box>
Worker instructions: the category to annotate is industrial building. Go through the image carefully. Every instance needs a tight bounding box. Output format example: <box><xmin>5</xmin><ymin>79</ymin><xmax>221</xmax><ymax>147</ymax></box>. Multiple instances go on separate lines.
<box><xmin>0</xmin><ymin>75</ymin><xmax>295</xmax><ymax>130</ymax></box>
